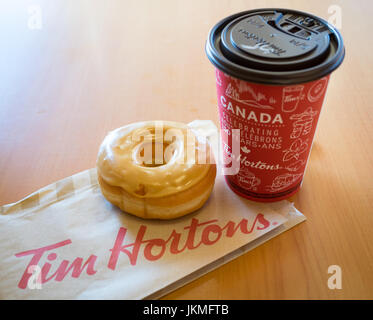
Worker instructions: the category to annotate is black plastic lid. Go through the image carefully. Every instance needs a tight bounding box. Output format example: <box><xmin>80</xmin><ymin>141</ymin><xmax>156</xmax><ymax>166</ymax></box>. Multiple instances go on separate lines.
<box><xmin>205</xmin><ymin>8</ymin><xmax>345</xmax><ymax>85</ymax></box>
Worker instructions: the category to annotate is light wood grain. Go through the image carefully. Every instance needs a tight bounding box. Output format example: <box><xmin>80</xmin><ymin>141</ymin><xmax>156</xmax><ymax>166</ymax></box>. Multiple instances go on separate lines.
<box><xmin>0</xmin><ymin>0</ymin><xmax>372</xmax><ymax>299</ymax></box>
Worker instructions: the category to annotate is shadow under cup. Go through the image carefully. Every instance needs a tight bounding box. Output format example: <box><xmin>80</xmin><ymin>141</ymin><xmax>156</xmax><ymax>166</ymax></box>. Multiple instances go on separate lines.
<box><xmin>206</xmin><ymin>8</ymin><xmax>345</xmax><ymax>202</ymax></box>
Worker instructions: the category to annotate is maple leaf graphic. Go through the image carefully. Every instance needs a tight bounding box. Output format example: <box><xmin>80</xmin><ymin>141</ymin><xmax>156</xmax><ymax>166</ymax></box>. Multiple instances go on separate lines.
<box><xmin>241</xmin><ymin>146</ymin><xmax>251</xmax><ymax>153</ymax></box>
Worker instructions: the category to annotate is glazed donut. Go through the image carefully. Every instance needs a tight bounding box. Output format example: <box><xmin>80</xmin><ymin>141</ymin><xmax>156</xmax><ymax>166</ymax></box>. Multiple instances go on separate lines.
<box><xmin>96</xmin><ymin>121</ymin><xmax>216</xmax><ymax>220</ymax></box>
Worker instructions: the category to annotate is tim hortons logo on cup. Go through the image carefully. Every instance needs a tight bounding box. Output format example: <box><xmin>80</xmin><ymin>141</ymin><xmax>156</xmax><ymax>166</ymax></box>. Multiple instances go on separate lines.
<box><xmin>14</xmin><ymin>213</ymin><xmax>273</xmax><ymax>289</ymax></box>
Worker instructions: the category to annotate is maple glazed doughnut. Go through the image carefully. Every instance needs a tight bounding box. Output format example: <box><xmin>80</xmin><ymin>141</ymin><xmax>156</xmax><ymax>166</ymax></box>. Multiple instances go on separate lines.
<box><xmin>96</xmin><ymin>121</ymin><xmax>217</xmax><ymax>220</ymax></box>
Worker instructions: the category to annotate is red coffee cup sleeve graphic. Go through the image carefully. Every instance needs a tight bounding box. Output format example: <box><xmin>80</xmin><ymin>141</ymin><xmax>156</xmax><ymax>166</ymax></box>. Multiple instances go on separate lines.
<box><xmin>215</xmin><ymin>69</ymin><xmax>330</xmax><ymax>201</ymax></box>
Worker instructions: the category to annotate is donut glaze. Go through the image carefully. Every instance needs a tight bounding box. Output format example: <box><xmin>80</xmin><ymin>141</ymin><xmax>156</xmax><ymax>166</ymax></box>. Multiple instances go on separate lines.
<box><xmin>96</xmin><ymin>121</ymin><xmax>216</xmax><ymax>219</ymax></box>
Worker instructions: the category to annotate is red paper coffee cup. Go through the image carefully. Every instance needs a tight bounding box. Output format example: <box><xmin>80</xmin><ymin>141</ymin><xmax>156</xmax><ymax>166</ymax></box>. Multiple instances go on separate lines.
<box><xmin>206</xmin><ymin>8</ymin><xmax>345</xmax><ymax>202</ymax></box>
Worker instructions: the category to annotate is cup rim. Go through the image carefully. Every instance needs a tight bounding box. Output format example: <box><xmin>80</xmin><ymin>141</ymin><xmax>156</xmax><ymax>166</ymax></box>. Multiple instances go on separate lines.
<box><xmin>205</xmin><ymin>8</ymin><xmax>345</xmax><ymax>85</ymax></box>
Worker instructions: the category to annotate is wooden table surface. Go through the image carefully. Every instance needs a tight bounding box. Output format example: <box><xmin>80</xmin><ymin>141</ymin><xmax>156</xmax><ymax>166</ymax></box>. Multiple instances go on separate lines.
<box><xmin>1</xmin><ymin>0</ymin><xmax>372</xmax><ymax>299</ymax></box>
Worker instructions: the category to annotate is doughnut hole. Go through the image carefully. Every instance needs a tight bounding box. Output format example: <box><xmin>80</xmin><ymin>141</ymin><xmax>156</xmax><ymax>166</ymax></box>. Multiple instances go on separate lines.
<box><xmin>134</xmin><ymin>140</ymin><xmax>176</xmax><ymax>168</ymax></box>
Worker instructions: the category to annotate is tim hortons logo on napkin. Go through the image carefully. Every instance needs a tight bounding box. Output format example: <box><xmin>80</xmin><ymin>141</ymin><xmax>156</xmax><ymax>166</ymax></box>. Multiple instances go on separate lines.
<box><xmin>0</xmin><ymin>124</ymin><xmax>305</xmax><ymax>299</ymax></box>
<box><xmin>14</xmin><ymin>213</ymin><xmax>274</xmax><ymax>289</ymax></box>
